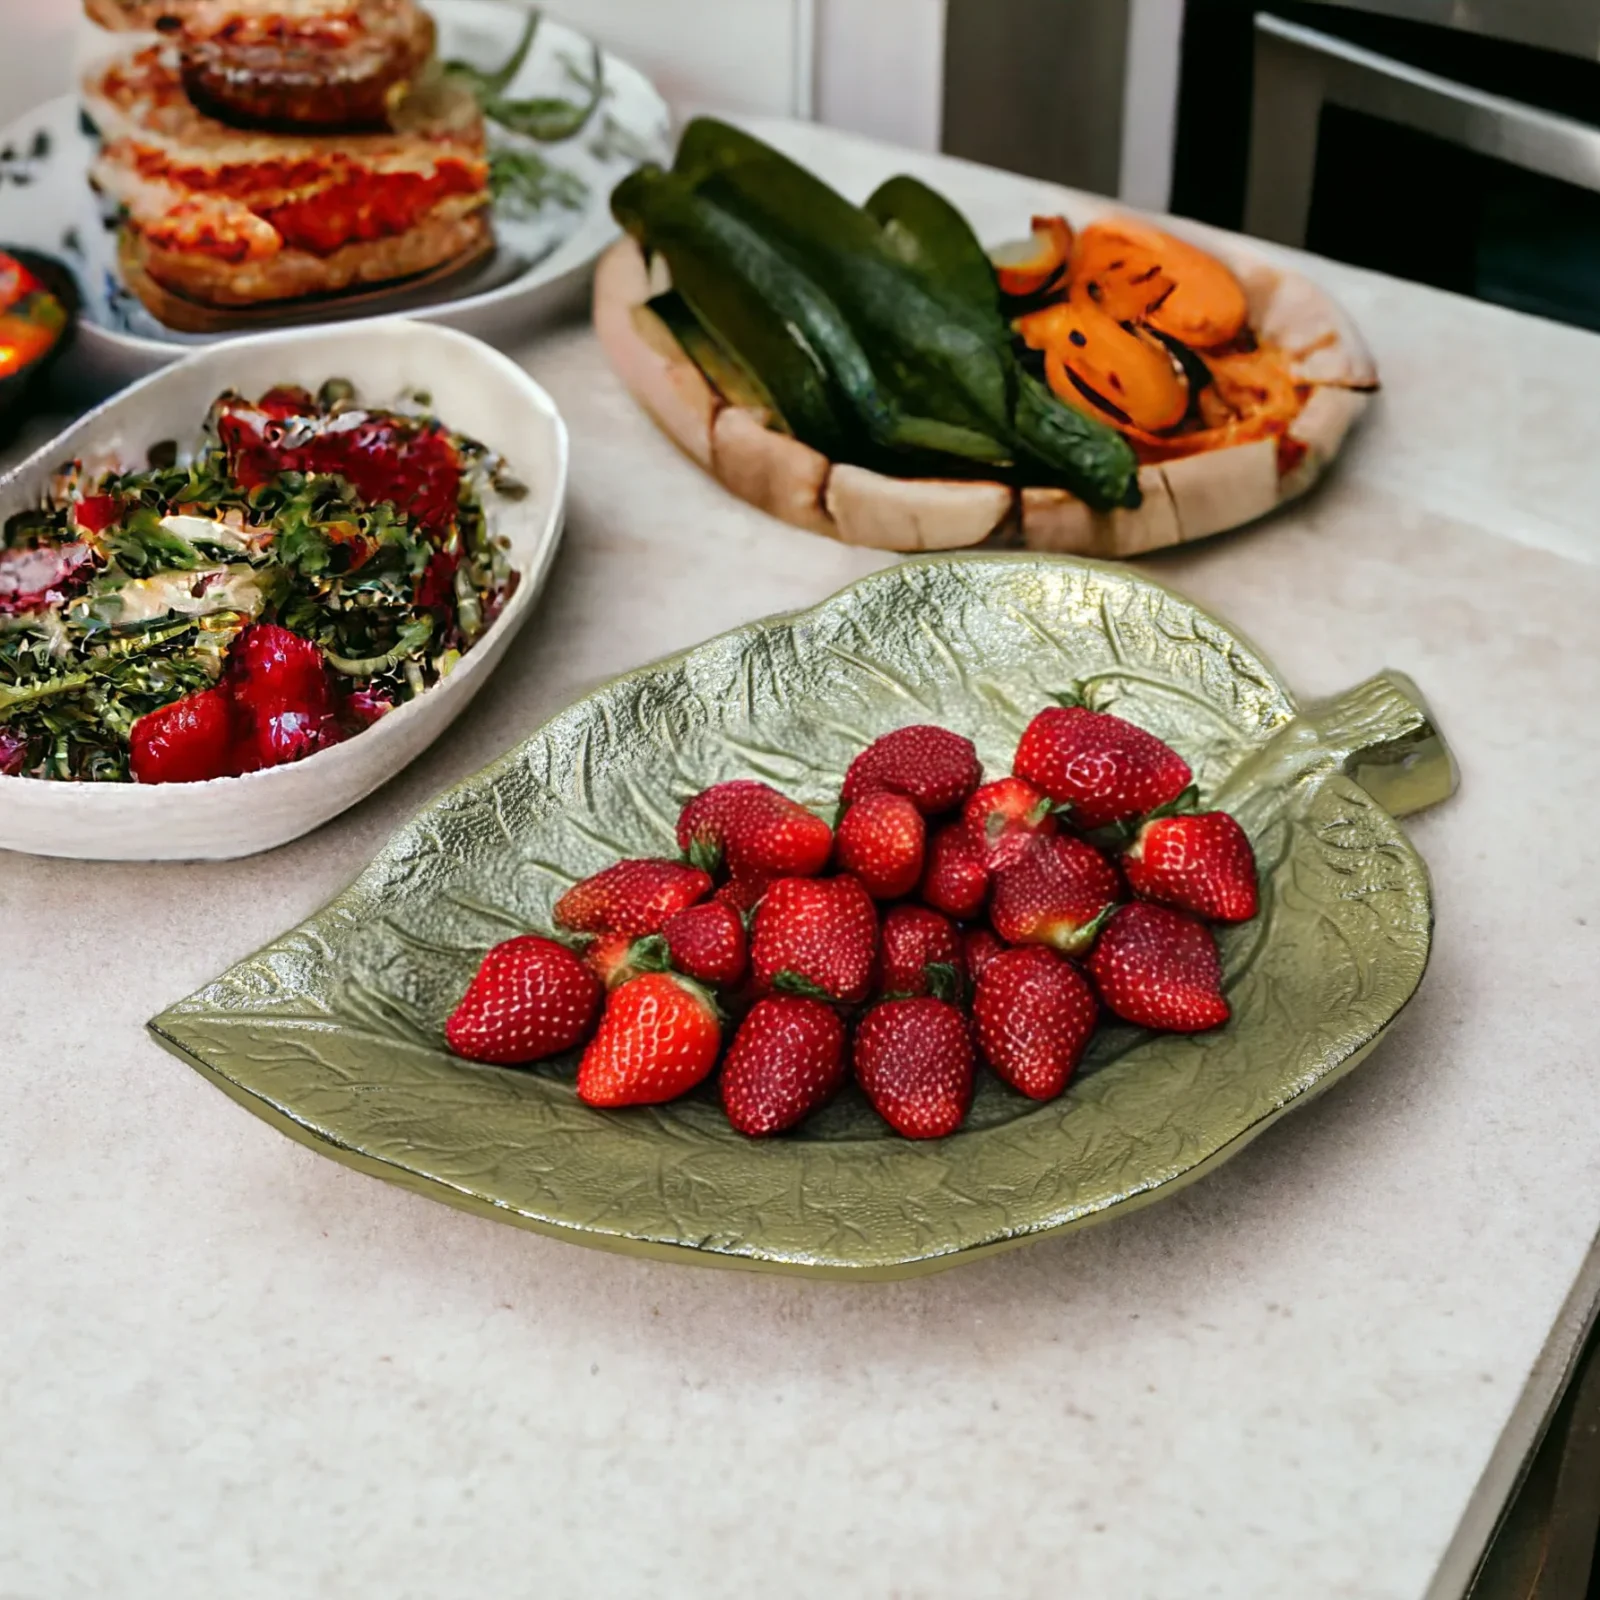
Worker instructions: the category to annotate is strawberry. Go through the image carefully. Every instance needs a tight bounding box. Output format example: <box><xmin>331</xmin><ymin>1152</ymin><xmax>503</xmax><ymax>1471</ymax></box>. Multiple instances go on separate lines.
<box><xmin>920</xmin><ymin>824</ymin><xmax>990</xmax><ymax>919</ymax></box>
<box><xmin>583</xmin><ymin>932</ymin><xmax>640</xmax><ymax>989</ymax></box>
<box><xmin>576</xmin><ymin>972</ymin><xmax>723</xmax><ymax>1106</ymax></box>
<box><xmin>1087</xmin><ymin>902</ymin><xmax>1230</xmax><ymax>1033</ymax></box>
<box><xmin>344</xmin><ymin>687</ymin><xmax>394</xmax><ymax>727</ymax></box>
<box><xmin>1123</xmin><ymin>811</ymin><xmax>1258</xmax><ymax>923</ymax></box>
<box><xmin>720</xmin><ymin>996</ymin><xmax>847</xmax><ymax>1136</ymax></box>
<box><xmin>677</xmin><ymin>779</ymin><xmax>832</xmax><ymax>895</ymax></box>
<box><xmin>1014</xmin><ymin>705</ymin><xmax>1192</xmax><ymax>828</ymax></box>
<box><xmin>973</xmin><ymin>946</ymin><xmax>1098</xmax><ymax>1100</ymax></box>
<box><xmin>878</xmin><ymin>904</ymin><xmax>961</xmax><ymax>998</ymax></box>
<box><xmin>661</xmin><ymin>898</ymin><xmax>748</xmax><ymax>987</ymax></box>
<box><xmin>750</xmin><ymin>874</ymin><xmax>878</xmax><ymax>1005</ymax></box>
<box><xmin>962</xmin><ymin>776</ymin><xmax>1056</xmax><ymax>871</ymax></box>
<box><xmin>245</xmin><ymin>704</ymin><xmax>343</xmax><ymax>770</ymax></box>
<box><xmin>854</xmin><ymin>997</ymin><xmax>975</xmax><ymax>1139</ymax></box>
<box><xmin>834</xmin><ymin>790</ymin><xmax>926</xmax><ymax>900</ymax></box>
<box><xmin>0</xmin><ymin>725</ymin><xmax>27</xmax><ymax>776</ymax></box>
<box><xmin>445</xmin><ymin>935</ymin><xmax>604</xmax><ymax>1065</ymax></box>
<box><xmin>71</xmin><ymin>493</ymin><xmax>121</xmax><ymax>536</ymax></box>
<box><xmin>962</xmin><ymin>927</ymin><xmax>1006</xmax><ymax>986</ymax></box>
<box><xmin>129</xmin><ymin>687</ymin><xmax>237</xmax><ymax>784</ymax></box>
<box><xmin>225</xmin><ymin>622</ymin><xmax>348</xmax><ymax>771</ymax></box>
<box><xmin>714</xmin><ymin>878</ymin><xmax>766</xmax><ymax>915</ymax></box>
<box><xmin>227</xmin><ymin>622</ymin><xmax>331</xmax><ymax>714</ymax></box>
<box><xmin>841</xmin><ymin>724</ymin><xmax>982</xmax><ymax>816</ymax></box>
<box><xmin>990</xmin><ymin>833</ymin><xmax>1122</xmax><ymax>955</ymax></box>
<box><xmin>554</xmin><ymin>858</ymin><xmax>712</xmax><ymax>937</ymax></box>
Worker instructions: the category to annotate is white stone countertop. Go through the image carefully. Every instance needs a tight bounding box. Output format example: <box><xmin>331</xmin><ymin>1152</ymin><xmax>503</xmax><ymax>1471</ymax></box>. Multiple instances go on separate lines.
<box><xmin>5</xmin><ymin>119</ymin><xmax>1600</xmax><ymax>1600</ymax></box>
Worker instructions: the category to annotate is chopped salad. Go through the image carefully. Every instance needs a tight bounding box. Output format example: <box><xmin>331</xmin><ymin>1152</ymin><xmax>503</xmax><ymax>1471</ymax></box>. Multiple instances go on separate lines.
<box><xmin>0</xmin><ymin>381</ymin><xmax>522</xmax><ymax>782</ymax></box>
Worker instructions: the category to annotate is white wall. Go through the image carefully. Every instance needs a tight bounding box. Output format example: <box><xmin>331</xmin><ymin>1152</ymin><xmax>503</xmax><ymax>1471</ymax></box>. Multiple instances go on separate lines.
<box><xmin>1118</xmin><ymin>0</ymin><xmax>1183</xmax><ymax>210</ymax></box>
<box><xmin>815</xmin><ymin>0</ymin><xmax>948</xmax><ymax>152</ymax></box>
<box><xmin>0</xmin><ymin>0</ymin><xmax>74</xmax><ymax>127</ymax></box>
<box><xmin>551</xmin><ymin>0</ymin><xmax>951</xmax><ymax>145</ymax></box>
<box><xmin>546</xmin><ymin>0</ymin><xmax>814</xmax><ymax>119</ymax></box>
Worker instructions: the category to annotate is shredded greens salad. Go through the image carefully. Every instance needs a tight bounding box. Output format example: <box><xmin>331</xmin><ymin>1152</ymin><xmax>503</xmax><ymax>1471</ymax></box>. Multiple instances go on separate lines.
<box><xmin>0</xmin><ymin>380</ymin><xmax>522</xmax><ymax>781</ymax></box>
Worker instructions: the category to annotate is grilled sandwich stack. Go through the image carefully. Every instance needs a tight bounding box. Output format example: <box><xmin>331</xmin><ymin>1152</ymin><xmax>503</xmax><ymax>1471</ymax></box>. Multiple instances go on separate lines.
<box><xmin>82</xmin><ymin>0</ymin><xmax>492</xmax><ymax>325</ymax></box>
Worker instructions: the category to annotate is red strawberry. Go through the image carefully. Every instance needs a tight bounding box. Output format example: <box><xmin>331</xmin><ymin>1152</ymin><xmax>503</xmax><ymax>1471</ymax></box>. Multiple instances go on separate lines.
<box><xmin>990</xmin><ymin>833</ymin><xmax>1121</xmax><ymax>955</ymax></box>
<box><xmin>227</xmin><ymin>622</ymin><xmax>332</xmax><ymax>714</ymax></box>
<box><xmin>920</xmin><ymin>824</ymin><xmax>990</xmax><ymax>919</ymax></box>
<box><xmin>878</xmin><ymin>904</ymin><xmax>961</xmax><ymax>998</ymax></box>
<box><xmin>714</xmin><ymin>878</ymin><xmax>766</xmax><ymax>915</ymax></box>
<box><xmin>583</xmin><ymin>933</ymin><xmax>640</xmax><ymax>989</ymax></box>
<box><xmin>1088</xmin><ymin>902</ymin><xmax>1229</xmax><ymax>1033</ymax></box>
<box><xmin>1124</xmin><ymin>811</ymin><xmax>1258</xmax><ymax>923</ymax></box>
<box><xmin>677</xmin><ymin>779</ymin><xmax>832</xmax><ymax>894</ymax></box>
<box><xmin>721</xmin><ymin>996</ymin><xmax>847</xmax><ymax>1135</ymax></box>
<box><xmin>962</xmin><ymin>776</ymin><xmax>1056</xmax><ymax>871</ymax></box>
<box><xmin>446</xmin><ymin>934</ymin><xmax>604</xmax><ymax>1065</ymax></box>
<box><xmin>0</xmin><ymin>725</ymin><xmax>27</xmax><ymax>776</ymax></box>
<box><xmin>554</xmin><ymin>859</ymin><xmax>712</xmax><ymax>937</ymax></box>
<box><xmin>1014</xmin><ymin>705</ymin><xmax>1192</xmax><ymax>827</ymax></box>
<box><xmin>750</xmin><ymin>875</ymin><xmax>878</xmax><ymax>1005</ymax></box>
<box><xmin>577</xmin><ymin>972</ymin><xmax>723</xmax><ymax>1106</ymax></box>
<box><xmin>223</xmin><ymin>623</ymin><xmax>348</xmax><ymax>771</ymax></box>
<box><xmin>245</xmin><ymin>704</ymin><xmax>343</xmax><ymax>769</ymax></box>
<box><xmin>661</xmin><ymin>898</ymin><xmax>748</xmax><ymax>987</ymax></box>
<box><xmin>973</xmin><ymin>946</ymin><xmax>1098</xmax><ymax>1100</ymax></box>
<box><xmin>71</xmin><ymin>493</ymin><xmax>121</xmax><ymax>536</ymax></box>
<box><xmin>962</xmin><ymin>927</ymin><xmax>1006</xmax><ymax>986</ymax></box>
<box><xmin>344</xmin><ymin>687</ymin><xmax>394</xmax><ymax>727</ymax></box>
<box><xmin>835</xmin><ymin>790</ymin><xmax>926</xmax><ymax>900</ymax></box>
<box><xmin>854</xmin><ymin>997</ymin><xmax>975</xmax><ymax>1139</ymax></box>
<box><xmin>129</xmin><ymin>687</ymin><xmax>237</xmax><ymax>784</ymax></box>
<box><xmin>841</xmin><ymin>724</ymin><xmax>981</xmax><ymax>816</ymax></box>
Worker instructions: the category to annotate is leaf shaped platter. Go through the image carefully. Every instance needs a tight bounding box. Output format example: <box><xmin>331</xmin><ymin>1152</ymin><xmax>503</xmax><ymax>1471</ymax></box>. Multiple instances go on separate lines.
<box><xmin>149</xmin><ymin>555</ymin><xmax>1457</xmax><ymax>1278</ymax></box>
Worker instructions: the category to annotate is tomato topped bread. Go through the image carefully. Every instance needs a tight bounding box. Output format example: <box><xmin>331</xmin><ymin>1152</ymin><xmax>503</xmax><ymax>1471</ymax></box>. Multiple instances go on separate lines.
<box><xmin>85</xmin><ymin>40</ymin><xmax>489</xmax><ymax>312</ymax></box>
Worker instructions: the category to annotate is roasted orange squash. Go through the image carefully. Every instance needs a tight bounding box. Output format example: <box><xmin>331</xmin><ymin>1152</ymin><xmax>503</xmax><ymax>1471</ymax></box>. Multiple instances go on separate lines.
<box><xmin>1070</xmin><ymin>234</ymin><xmax>1176</xmax><ymax>325</ymax></box>
<box><xmin>989</xmin><ymin>215</ymin><xmax>1074</xmax><ymax>298</ymax></box>
<box><xmin>1074</xmin><ymin>218</ymin><xmax>1248</xmax><ymax>349</ymax></box>
<box><xmin>1018</xmin><ymin>295</ymin><xmax>1189</xmax><ymax>433</ymax></box>
<box><xmin>1202</xmin><ymin>345</ymin><xmax>1301</xmax><ymax>421</ymax></box>
<box><xmin>1108</xmin><ymin>345</ymin><xmax>1304</xmax><ymax>463</ymax></box>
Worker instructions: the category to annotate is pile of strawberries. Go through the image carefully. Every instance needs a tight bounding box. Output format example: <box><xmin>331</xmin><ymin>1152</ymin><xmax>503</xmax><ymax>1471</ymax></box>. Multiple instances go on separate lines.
<box><xmin>445</xmin><ymin>704</ymin><xmax>1258</xmax><ymax>1139</ymax></box>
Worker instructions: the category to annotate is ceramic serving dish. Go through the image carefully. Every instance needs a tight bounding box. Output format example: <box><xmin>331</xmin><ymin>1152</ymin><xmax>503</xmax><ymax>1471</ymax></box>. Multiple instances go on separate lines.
<box><xmin>0</xmin><ymin>317</ymin><xmax>567</xmax><ymax>860</ymax></box>
<box><xmin>0</xmin><ymin>0</ymin><xmax>669</xmax><ymax>396</ymax></box>
<box><xmin>150</xmin><ymin>555</ymin><xmax>1456</xmax><ymax>1276</ymax></box>
<box><xmin>595</xmin><ymin>117</ymin><xmax>1375</xmax><ymax>558</ymax></box>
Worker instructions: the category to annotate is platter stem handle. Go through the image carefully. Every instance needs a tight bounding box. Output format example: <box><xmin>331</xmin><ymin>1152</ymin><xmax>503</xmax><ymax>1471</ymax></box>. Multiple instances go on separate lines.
<box><xmin>1293</xmin><ymin>670</ymin><xmax>1458</xmax><ymax>818</ymax></box>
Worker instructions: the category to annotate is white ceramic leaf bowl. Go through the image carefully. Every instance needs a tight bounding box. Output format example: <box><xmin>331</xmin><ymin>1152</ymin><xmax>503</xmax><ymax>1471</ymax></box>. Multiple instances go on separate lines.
<box><xmin>0</xmin><ymin>318</ymin><xmax>567</xmax><ymax>860</ymax></box>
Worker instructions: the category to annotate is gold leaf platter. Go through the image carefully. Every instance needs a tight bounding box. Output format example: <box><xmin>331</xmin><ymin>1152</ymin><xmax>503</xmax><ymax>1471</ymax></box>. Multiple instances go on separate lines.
<box><xmin>149</xmin><ymin>554</ymin><xmax>1457</xmax><ymax>1278</ymax></box>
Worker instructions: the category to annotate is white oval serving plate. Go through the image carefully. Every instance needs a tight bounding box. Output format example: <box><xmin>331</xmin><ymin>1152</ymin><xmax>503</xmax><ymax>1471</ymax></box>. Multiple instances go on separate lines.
<box><xmin>0</xmin><ymin>0</ymin><xmax>669</xmax><ymax>396</ymax></box>
<box><xmin>0</xmin><ymin>318</ymin><xmax>567</xmax><ymax>861</ymax></box>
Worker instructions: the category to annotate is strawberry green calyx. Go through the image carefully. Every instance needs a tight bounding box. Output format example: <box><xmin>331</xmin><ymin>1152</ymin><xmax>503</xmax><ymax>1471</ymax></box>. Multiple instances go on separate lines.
<box><xmin>1083</xmin><ymin>787</ymin><xmax>1202</xmax><ymax>855</ymax></box>
<box><xmin>1143</xmin><ymin>784</ymin><xmax>1201</xmax><ymax>824</ymax></box>
<box><xmin>686</xmin><ymin>834</ymin><xmax>723</xmax><ymax>876</ymax></box>
<box><xmin>1071</xmin><ymin>902</ymin><xmax>1118</xmax><ymax>956</ymax></box>
<box><xmin>618</xmin><ymin>933</ymin><xmax>676</xmax><ymax>975</ymax></box>
<box><xmin>772</xmin><ymin>970</ymin><xmax>841</xmax><ymax>1003</ymax></box>
<box><xmin>878</xmin><ymin>960</ymin><xmax>964</xmax><ymax>1006</ymax></box>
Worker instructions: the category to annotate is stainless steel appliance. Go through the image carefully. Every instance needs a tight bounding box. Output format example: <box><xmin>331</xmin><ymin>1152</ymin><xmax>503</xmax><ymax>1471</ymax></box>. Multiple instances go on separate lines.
<box><xmin>1173</xmin><ymin>0</ymin><xmax>1600</xmax><ymax>330</ymax></box>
